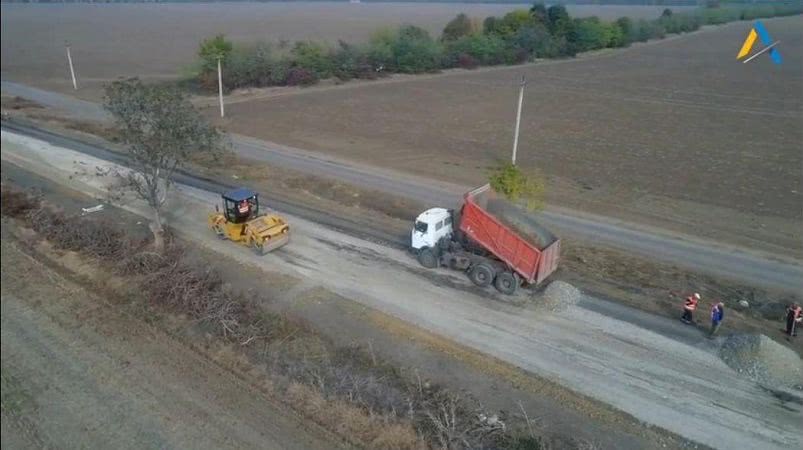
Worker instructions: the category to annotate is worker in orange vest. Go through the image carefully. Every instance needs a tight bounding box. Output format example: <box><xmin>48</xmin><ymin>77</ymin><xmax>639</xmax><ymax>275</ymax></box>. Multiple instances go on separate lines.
<box><xmin>786</xmin><ymin>303</ymin><xmax>802</xmax><ymax>338</ymax></box>
<box><xmin>681</xmin><ymin>293</ymin><xmax>700</xmax><ymax>324</ymax></box>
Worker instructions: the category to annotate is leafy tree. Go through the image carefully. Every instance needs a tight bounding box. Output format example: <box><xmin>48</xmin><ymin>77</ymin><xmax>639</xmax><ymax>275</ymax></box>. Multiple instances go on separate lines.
<box><xmin>104</xmin><ymin>78</ymin><xmax>223</xmax><ymax>251</ymax></box>
<box><xmin>529</xmin><ymin>3</ymin><xmax>547</xmax><ymax>24</ymax></box>
<box><xmin>367</xmin><ymin>27</ymin><xmax>396</xmax><ymax>71</ymax></box>
<box><xmin>546</xmin><ymin>5</ymin><xmax>573</xmax><ymax>37</ymax></box>
<box><xmin>441</xmin><ymin>13</ymin><xmax>475</xmax><ymax>42</ymax></box>
<box><xmin>198</xmin><ymin>34</ymin><xmax>233</xmax><ymax>73</ymax></box>
<box><xmin>224</xmin><ymin>42</ymin><xmax>276</xmax><ymax>89</ymax></box>
<box><xmin>607</xmin><ymin>21</ymin><xmax>626</xmax><ymax>48</ymax></box>
<box><xmin>445</xmin><ymin>33</ymin><xmax>507</xmax><ymax>66</ymax></box>
<box><xmin>487</xmin><ymin>10</ymin><xmax>535</xmax><ymax>39</ymax></box>
<box><xmin>510</xmin><ymin>22</ymin><xmax>556</xmax><ymax>58</ymax></box>
<box><xmin>332</xmin><ymin>40</ymin><xmax>370</xmax><ymax>80</ymax></box>
<box><xmin>392</xmin><ymin>26</ymin><xmax>442</xmax><ymax>73</ymax></box>
<box><xmin>614</xmin><ymin>17</ymin><xmax>633</xmax><ymax>46</ymax></box>
<box><xmin>483</xmin><ymin>16</ymin><xmax>501</xmax><ymax>35</ymax></box>
<box><xmin>291</xmin><ymin>41</ymin><xmax>334</xmax><ymax>78</ymax></box>
<box><xmin>661</xmin><ymin>8</ymin><xmax>673</xmax><ymax>18</ymax></box>
<box><xmin>573</xmin><ymin>17</ymin><xmax>614</xmax><ymax>52</ymax></box>
<box><xmin>489</xmin><ymin>163</ymin><xmax>545</xmax><ymax>211</ymax></box>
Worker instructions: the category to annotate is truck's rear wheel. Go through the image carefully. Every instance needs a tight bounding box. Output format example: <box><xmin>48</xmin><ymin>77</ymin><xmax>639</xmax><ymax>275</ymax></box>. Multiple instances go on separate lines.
<box><xmin>469</xmin><ymin>263</ymin><xmax>494</xmax><ymax>287</ymax></box>
<box><xmin>494</xmin><ymin>272</ymin><xmax>518</xmax><ymax>295</ymax></box>
<box><xmin>417</xmin><ymin>248</ymin><xmax>439</xmax><ymax>269</ymax></box>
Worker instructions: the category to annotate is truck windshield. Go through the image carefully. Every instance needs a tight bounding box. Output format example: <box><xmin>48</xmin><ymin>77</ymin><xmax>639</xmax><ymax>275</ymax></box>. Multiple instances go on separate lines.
<box><xmin>414</xmin><ymin>221</ymin><xmax>428</xmax><ymax>233</ymax></box>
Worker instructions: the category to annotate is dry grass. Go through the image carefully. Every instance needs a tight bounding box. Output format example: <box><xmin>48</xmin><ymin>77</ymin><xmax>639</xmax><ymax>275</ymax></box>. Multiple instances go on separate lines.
<box><xmin>189</xmin><ymin>149</ymin><xmax>422</xmax><ymax>222</ymax></box>
<box><xmin>286</xmin><ymin>381</ymin><xmax>423</xmax><ymax>450</ymax></box>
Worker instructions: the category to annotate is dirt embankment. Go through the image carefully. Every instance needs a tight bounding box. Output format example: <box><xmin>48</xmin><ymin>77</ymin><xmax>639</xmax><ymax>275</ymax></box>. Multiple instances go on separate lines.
<box><xmin>0</xmin><ymin>225</ymin><xmax>335</xmax><ymax>450</ymax></box>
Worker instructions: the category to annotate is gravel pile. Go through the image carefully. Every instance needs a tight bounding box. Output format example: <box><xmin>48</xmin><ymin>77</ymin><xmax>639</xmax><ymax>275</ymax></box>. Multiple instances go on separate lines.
<box><xmin>719</xmin><ymin>334</ymin><xmax>803</xmax><ymax>388</ymax></box>
<box><xmin>539</xmin><ymin>281</ymin><xmax>581</xmax><ymax>313</ymax></box>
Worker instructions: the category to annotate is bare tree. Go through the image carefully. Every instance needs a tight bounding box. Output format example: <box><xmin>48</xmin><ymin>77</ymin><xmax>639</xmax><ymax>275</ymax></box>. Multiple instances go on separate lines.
<box><xmin>104</xmin><ymin>78</ymin><xmax>222</xmax><ymax>250</ymax></box>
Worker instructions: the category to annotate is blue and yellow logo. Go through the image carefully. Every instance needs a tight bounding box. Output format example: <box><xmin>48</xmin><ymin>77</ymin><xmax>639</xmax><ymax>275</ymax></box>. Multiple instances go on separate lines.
<box><xmin>737</xmin><ymin>20</ymin><xmax>782</xmax><ymax>65</ymax></box>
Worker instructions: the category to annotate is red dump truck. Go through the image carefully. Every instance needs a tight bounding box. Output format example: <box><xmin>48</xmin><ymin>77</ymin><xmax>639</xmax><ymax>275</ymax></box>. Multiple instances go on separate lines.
<box><xmin>411</xmin><ymin>184</ymin><xmax>560</xmax><ymax>294</ymax></box>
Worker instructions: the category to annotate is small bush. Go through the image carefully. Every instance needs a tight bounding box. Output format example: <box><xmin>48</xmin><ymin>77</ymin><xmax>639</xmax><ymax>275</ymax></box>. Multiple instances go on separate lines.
<box><xmin>291</xmin><ymin>41</ymin><xmax>334</xmax><ymax>79</ymax></box>
<box><xmin>0</xmin><ymin>185</ymin><xmax>40</xmax><ymax>217</ymax></box>
<box><xmin>286</xmin><ymin>67</ymin><xmax>317</xmax><ymax>86</ymax></box>
<box><xmin>457</xmin><ymin>53</ymin><xmax>479</xmax><ymax>69</ymax></box>
<box><xmin>489</xmin><ymin>163</ymin><xmax>546</xmax><ymax>211</ymax></box>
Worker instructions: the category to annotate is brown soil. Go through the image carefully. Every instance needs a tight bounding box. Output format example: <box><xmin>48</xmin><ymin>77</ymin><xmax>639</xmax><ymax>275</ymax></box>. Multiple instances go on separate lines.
<box><xmin>1</xmin><ymin>95</ymin><xmax>118</xmax><ymax>141</ymax></box>
<box><xmin>0</xmin><ymin>3</ymin><xmax>686</xmax><ymax>101</ymax></box>
<box><xmin>212</xmin><ymin>16</ymin><xmax>803</xmax><ymax>257</ymax></box>
<box><xmin>559</xmin><ymin>240</ymin><xmax>803</xmax><ymax>356</ymax></box>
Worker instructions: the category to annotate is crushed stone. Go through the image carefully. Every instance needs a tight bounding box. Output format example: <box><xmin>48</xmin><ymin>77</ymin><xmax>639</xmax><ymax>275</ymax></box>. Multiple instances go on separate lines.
<box><xmin>485</xmin><ymin>198</ymin><xmax>556</xmax><ymax>250</ymax></box>
<box><xmin>719</xmin><ymin>334</ymin><xmax>803</xmax><ymax>388</ymax></box>
<box><xmin>538</xmin><ymin>280</ymin><xmax>581</xmax><ymax>313</ymax></box>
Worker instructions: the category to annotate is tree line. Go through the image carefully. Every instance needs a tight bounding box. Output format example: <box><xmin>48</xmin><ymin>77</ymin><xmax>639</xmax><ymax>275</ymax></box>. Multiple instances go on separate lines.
<box><xmin>195</xmin><ymin>2</ymin><xmax>801</xmax><ymax>91</ymax></box>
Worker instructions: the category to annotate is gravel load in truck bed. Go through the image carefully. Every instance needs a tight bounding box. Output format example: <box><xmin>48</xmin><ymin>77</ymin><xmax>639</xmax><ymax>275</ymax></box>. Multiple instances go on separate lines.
<box><xmin>719</xmin><ymin>334</ymin><xmax>803</xmax><ymax>388</ymax></box>
<box><xmin>485</xmin><ymin>198</ymin><xmax>556</xmax><ymax>250</ymax></box>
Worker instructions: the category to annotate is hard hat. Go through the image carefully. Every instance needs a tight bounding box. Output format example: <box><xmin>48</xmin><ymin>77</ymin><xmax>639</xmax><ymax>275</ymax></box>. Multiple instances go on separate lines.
<box><xmin>694</xmin><ymin>293</ymin><xmax>701</xmax><ymax>300</ymax></box>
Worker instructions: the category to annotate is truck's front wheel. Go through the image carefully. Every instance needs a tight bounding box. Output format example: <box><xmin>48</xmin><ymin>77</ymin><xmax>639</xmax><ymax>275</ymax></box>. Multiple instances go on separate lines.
<box><xmin>494</xmin><ymin>272</ymin><xmax>518</xmax><ymax>295</ymax></box>
<box><xmin>469</xmin><ymin>263</ymin><xmax>494</xmax><ymax>287</ymax></box>
<box><xmin>417</xmin><ymin>248</ymin><xmax>439</xmax><ymax>269</ymax></box>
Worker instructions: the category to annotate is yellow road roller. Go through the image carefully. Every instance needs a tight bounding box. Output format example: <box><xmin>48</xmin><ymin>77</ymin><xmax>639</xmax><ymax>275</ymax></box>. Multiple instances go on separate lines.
<box><xmin>208</xmin><ymin>188</ymin><xmax>290</xmax><ymax>254</ymax></box>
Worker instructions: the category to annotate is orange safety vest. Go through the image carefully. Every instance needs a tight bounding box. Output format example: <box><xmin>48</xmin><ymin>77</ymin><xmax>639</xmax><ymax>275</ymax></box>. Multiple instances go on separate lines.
<box><xmin>684</xmin><ymin>296</ymin><xmax>698</xmax><ymax>311</ymax></box>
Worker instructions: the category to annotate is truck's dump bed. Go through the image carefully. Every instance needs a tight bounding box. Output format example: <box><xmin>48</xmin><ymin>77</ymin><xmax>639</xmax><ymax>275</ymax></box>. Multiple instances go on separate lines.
<box><xmin>460</xmin><ymin>184</ymin><xmax>560</xmax><ymax>285</ymax></box>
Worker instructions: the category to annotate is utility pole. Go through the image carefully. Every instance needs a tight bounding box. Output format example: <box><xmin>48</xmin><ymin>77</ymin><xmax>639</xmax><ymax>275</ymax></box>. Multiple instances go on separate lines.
<box><xmin>511</xmin><ymin>74</ymin><xmax>526</xmax><ymax>165</ymax></box>
<box><xmin>217</xmin><ymin>56</ymin><xmax>225</xmax><ymax>118</ymax></box>
<box><xmin>65</xmin><ymin>42</ymin><xmax>78</xmax><ymax>90</ymax></box>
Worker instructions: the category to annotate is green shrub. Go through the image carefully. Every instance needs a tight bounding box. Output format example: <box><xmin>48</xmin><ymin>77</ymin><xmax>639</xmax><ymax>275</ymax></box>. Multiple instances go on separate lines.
<box><xmin>572</xmin><ymin>17</ymin><xmax>615</xmax><ymax>52</ymax></box>
<box><xmin>441</xmin><ymin>13</ymin><xmax>475</xmax><ymax>42</ymax></box>
<box><xmin>390</xmin><ymin>26</ymin><xmax>443</xmax><ymax>73</ymax></box>
<box><xmin>510</xmin><ymin>23</ymin><xmax>560</xmax><ymax>58</ymax></box>
<box><xmin>291</xmin><ymin>41</ymin><xmax>334</xmax><ymax>79</ymax></box>
<box><xmin>489</xmin><ymin>163</ymin><xmax>545</xmax><ymax>211</ymax></box>
<box><xmin>198</xmin><ymin>34</ymin><xmax>233</xmax><ymax>74</ymax></box>
<box><xmin>445</xmin><ymin>33</ymin><xmax>508</xmax><ymax>66</ymax></box>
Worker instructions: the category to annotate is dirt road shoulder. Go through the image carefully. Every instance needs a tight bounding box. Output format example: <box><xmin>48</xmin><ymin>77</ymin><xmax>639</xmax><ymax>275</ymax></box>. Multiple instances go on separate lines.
<box><xmin>0</xmin><ymin>223</ymin><xmax>339</xmax><ymax>450</ymax></box>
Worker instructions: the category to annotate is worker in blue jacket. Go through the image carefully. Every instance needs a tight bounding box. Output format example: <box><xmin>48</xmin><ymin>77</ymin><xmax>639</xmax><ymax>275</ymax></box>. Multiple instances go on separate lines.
<box><xmin>709</xmin><ymin>302</ymin><xmax>725</xmax><ymax>338</ymax></box>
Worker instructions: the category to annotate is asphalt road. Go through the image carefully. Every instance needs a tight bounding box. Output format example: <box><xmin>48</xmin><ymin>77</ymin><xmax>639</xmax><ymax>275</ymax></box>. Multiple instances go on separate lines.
<box><xmin>2</xmin><ymin>80</ymin><xmax>802</xmax><ymax>293</ymax></box>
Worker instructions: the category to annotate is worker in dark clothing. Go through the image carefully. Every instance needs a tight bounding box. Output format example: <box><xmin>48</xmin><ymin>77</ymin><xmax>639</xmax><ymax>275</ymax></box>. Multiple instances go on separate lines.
<box><xmin>709</xmin><ymin>302</ymin><xmax>724</xmax><ymax>338</ymax></box>
<box><xmin>681</xmin><ymin>293</ymin><xmax>700</xmax><ymax>324</ymax></box>
<box><xmin>786</xmin><ymin>303</ymin><xmax>802</xmax><ymax>338</ymax></box>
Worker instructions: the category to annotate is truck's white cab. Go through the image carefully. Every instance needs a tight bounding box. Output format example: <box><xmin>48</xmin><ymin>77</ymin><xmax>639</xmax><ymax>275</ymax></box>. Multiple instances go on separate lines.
<box><xmin>411</xmin><ymin>208</ymin><xmax>453</xmax><ymax>250</ymax></box>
